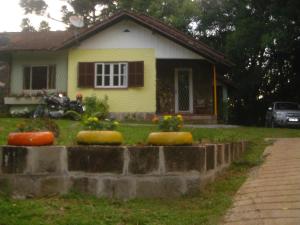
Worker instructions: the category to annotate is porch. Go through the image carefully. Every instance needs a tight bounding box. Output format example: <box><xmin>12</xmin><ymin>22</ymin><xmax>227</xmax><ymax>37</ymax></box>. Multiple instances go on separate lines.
<box><xmin>156</xmin><ymin>59</ymin><xmax>228</xmax><ymax>123</ymax></box>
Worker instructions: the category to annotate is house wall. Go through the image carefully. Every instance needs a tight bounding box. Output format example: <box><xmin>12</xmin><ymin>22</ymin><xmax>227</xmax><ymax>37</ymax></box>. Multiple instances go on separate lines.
<box><xmin>68</xmin><ymin>49</ymin><xmax>156</xmax><ymax>113</ymax></box>
<box><xmin>0</xmin><ymin>55</ymin><xmax>10</xmax><ymax>105</ymax></box>
<box><xmin>78</xmin><ymin>20</ymin><xmax>204</xmax><ymax>60</ymax></box>
<box><xmin>10</xmin><ymin>51</ymin><xmax>68</xmax><ymax>94</ymax></box>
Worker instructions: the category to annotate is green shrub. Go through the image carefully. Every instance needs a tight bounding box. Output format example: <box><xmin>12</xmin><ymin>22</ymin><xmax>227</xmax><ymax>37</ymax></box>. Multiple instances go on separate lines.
<box><xmin>83</xmin><ymin>95</ymin><xmax>109</xmax><ymax>119</ymax></box>
<box><xmin>16</xmin><ymin>118</ymin><xmax>60</xmax><ymax>137</ymax></box>
<box><xmin>83</xmin><ymin>116</ymin><xmax>119</xmax><ymax>131</ymax></box>
<box><xmin>153</xmin><ymin>115</ymin><xmax>184</xmax><ymax>132</ymax></box>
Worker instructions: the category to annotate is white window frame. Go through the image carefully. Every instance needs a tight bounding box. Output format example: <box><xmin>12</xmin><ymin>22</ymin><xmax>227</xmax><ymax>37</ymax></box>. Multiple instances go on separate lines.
<box><xmin>94</xmin><ymin>63</ymin><xmax>128</xmax><ymax>88</ymax></box>
<box><xmin>23</xmin><ymin>65</ymin><xmax>56</xmax><ymax>91</ymax></box>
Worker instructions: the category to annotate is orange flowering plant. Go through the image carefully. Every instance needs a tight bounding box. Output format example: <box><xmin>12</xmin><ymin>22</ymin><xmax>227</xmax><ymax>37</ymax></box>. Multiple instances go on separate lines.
<box><xmin>152</xmin><ymin>114</ymin><xmax>183</xmax><ymax>132</ymax></box>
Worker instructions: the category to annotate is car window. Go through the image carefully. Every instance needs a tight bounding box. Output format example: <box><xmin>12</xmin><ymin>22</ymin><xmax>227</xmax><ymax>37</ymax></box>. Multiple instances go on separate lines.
<box><xmin>275</xmin><ymin>103</ymin><xmax>299</xmax><ymax>110</ymax></box>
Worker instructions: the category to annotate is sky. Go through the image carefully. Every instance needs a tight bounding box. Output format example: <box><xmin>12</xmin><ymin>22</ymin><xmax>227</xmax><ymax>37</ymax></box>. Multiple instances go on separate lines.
<box><xmin>0</xmin><ymin>0</ymin><xmax>68</xmax><ymax>32</ymax></box>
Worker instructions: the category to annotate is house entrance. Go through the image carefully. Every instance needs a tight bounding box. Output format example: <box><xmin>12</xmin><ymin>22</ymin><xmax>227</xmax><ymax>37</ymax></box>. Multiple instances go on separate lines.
<box><xmin>175</xmin><ymin>68</ymin><xmax>193</xmax><ymax>113</ymax></box>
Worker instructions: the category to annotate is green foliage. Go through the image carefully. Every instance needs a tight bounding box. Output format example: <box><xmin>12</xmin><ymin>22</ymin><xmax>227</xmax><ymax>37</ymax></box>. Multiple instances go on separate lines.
<box><xmin>196</xmin><ymin>0</ymin><xmax>300</xmax><ymax>125</ymax></box>
<box><xmin>20</xmin><ymin>0</ymin><xmax>48</xmax><ymax>15</ymax></box>
<box><xmin>38</xmin><ymin>20</ymin><xmax>50</xmax><ymax>31</ymax></box>
<box><xmin>20</xmin><ymin>18</ymin><xmax>36</xmax><ymax>32</ymax></box>
<box><xmin>16</xmin><ymin>119</ymin><xmax>60</xmax><ymax>137</ymax></box>
<box><xmin>64</xmin><ymin>110</ymin><xmax>82</xmax><ymax>121</ymax></box>
<box><xmin>83</xmin><ymin>95</ymin><xmax>109</xmax><ymax>119</ymax></box>
<box><xmin>82</xmin><ymin>116</ymin><xmax>119</xmax><ymax>131</ymax></box>
<box><xmin>154</xmin><ymin>115</ymin><xmax>183</xmax><ymax>132</ymax></box>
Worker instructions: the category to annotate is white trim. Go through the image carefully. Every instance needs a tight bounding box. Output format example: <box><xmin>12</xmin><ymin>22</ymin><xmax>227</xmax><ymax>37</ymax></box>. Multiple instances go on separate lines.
<box><xmin>175</xmin><ymin>68</ymin><xmax>193</xmax><ymax>113</ymax></box>
<box><xmin>94</xmin><ymin>62</ymin><xmax>128</xmax><ymax>88</ymax></box>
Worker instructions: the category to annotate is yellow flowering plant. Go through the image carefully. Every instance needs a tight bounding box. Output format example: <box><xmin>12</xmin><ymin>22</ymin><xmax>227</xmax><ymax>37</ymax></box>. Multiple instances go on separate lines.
<box><xmin>83</xmin><ymin>116</ymin><xmax>120</xmax><ymax>131</ymax></box>
<box><xmin>155</xmin><ymin>114</ymin><xmax>183</xmax><ymax>132</ymax></box>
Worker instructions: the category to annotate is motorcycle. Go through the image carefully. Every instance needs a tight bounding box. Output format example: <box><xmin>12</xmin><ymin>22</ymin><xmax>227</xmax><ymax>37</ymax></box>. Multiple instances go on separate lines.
<box><xmin>33</xmin><ymin>92</ymin><xmax>84</xmax><ymax>119</ymax></box>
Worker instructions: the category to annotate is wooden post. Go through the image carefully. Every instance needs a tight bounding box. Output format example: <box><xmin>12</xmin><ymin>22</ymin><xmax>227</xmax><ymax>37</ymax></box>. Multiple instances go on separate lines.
<box><xmin>213</xmin><ymin>65</ymin><xmax>218</xmax><ymax>117</ymax></box>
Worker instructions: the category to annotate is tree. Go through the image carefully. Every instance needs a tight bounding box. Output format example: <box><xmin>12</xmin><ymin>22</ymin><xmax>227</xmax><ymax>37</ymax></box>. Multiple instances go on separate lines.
<box><xmin>20</xmin><ymin>18</ymin><xmax>36</xmax><ymax>32</ymax></box>
<box><xmin>20</xmin><ymin>0</ymin><xmax>48</xmax><ymax>15</ymax></box>
<box><xmin>115</xmin><ymin>0</ymin><xmax>199</xmax><ymax>32</ymax></box>
<box><xmin>38</xmin><ymin>21</ymin><xmax>50</xmax><ymax>31</ymax></box>
<box><xmin>20</xmin><ymin>0</ymin><xmax>199</xmax><ymax>32</ymax></box>
<box><xmin>196</xmin><ymin>0</ymin><xmax>300</xmax><ymax>125</ymax></box>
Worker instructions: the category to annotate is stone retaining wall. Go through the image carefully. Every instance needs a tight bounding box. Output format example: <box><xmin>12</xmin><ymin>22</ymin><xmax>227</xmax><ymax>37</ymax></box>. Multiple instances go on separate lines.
<box><xmin>0</xmin><ymin>142</ymin><xmax>248</xmax><ymax>199</ymax></box>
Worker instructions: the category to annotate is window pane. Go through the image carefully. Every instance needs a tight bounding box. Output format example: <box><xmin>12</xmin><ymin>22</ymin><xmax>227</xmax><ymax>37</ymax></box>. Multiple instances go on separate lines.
<box><xmin>23</xmin><ymin>67</ymin><xmax>31</xmax><ymax>89</ymax></box>
<box><xmin>96</xmin><ymin>75</ymin><xmax>102</xmax><ymax>86</ymax></box>
<box><xmin>97</xmin><ymin>64</ymin><xmax>103</xmax><ymax>74</ymax></box>
<box><xmin>48</xmin><ymin>65</ymin><xmax>56</xmax><ymax>89</ymax></box>
<box><xmin>121</xmin><ymin>64</ymin><xmax>126</xmax><ymax>74</ymax></box>
<box><xmin>32</xmin><ymin>66</ymin><xmax>47</xmax><ymax>90</ymax></box>
<box><xmin>113</xmin><ymin>76</ymin><xmax>119</xmax><ymax>86</ymax></box>
<box><xmin>105</xmin><ymin>64</ymin><xmax>110</xmax><ymax>75</ymax></box>
<box><xmin>120</xmin><ymin>76</ymin><xmax>124</xmax><ymax>85</ymax></box>
<box><xmin>104</xmin><ymin>76</ymin><xmax>110</xmax><ymax>86</ymax></box>
<box><xmin>113</xmin><ymin>64</ymin><xmax>119</xmax><ymax>75</ymax></box>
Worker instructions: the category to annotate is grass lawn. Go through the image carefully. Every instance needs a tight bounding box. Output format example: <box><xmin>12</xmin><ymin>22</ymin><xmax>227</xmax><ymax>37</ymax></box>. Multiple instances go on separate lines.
<box><xmin>1</xmin><ymin>118</ymin><xmax>300</xmax><ymax>225</ymax></box>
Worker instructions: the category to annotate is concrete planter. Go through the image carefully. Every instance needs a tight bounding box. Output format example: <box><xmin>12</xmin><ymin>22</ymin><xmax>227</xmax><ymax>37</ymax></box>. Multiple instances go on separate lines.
<box><xmin>147</xmin><ymin>132</ymin><xmax>193</xmax><ymax>146</ymax></box>
<box><xmin>7</xmin><ymin>131</ymin><xmax>55</xmax><ymax>146</ymax></box>
<box><xmin>76</xmin><ymin>130</ymin><xmax>123</xmax><ymax>145</ymax></box>
<box><xmin>4</xmin><ymin>96</ymin><xmax>43</xmax><ymax>105</ymax></box>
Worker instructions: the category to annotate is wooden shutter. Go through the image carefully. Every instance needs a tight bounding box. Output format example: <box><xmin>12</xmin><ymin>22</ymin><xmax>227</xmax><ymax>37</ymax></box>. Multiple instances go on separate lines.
<box><xmin>128</xmin><ymin>61</ymin><xmax>144</xmax><ymax>87</ymax></box>
<box><xmin>78</xmin><ymin>62</ymin><xmax>95</xmax><ymax>88</ymax></box>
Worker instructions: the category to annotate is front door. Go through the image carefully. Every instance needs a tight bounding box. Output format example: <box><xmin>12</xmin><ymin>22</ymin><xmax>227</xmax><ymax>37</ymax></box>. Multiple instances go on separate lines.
<box><xmin>175</xmin><ymin>68</ymin><xmax>193</xmax><ymax>113</ymax></box>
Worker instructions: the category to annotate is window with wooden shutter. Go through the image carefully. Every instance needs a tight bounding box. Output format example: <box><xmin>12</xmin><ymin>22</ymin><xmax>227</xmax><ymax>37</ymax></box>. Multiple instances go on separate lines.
<box><xmin>78</xmin><ymin>62</ymin><xmax>95</xmax><ymax>88</ymax></box>
<box><xmin>128</xmin><ymin>61</ymin><xmax>144</xmax><ymax>87</ymax></box>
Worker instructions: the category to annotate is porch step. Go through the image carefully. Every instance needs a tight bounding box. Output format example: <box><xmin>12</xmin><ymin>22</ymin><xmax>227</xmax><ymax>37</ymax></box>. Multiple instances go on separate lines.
<box><xmin>182</xmin><ymin>115</ymin><xmax>218</xmax><ymax>124</ymax></box>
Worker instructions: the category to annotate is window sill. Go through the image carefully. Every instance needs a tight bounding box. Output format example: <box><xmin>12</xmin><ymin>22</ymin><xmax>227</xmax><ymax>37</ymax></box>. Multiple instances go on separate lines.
<box><xmin>94</xmin><ymin>86</ymin><xmax>128</xmax><ymax>90</ymax></box>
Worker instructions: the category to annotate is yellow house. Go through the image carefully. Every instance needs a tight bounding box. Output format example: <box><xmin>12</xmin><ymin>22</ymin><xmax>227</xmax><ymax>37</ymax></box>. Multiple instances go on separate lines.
<box><xmin>0</xmin><ymin>10</ymin><xmax>233</xmax><ymax>122</ymax></box>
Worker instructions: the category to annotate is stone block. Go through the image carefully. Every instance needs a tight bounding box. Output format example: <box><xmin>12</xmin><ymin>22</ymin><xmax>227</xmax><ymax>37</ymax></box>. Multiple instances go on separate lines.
<box><xmin>185</xmin><ymin>176</ymin><xmax>201</xmax><ymax>194</ymax></box>
<box><xmin>67</xmin><ymin>146</ymin><xmax>124</xmax><ymax>173</ymax></box>
<box><xmin>112</xmin><ymin>177</ymin><xmax>136</xmax><ymax>199</ymax></box>
<box><xmin>1</xmin><ymin>146</ymin><xmax>27</xmax><ymax>174</ymax></box>
<box><xmin>39</xmin><ymin>176</ymin><xmax>69</xmax><ymax>196</ymax></box>
<box><xmin>26</xmin><ymin>146</ymin><xmax>67</xmax><ymax>174</ymax></box>
<box><xmin>71</xmin><ymin>176</ymin><xmax>98</xmax><ymax>195</ymax></box>
<box><xmin>238</xmin><ymin>142</ymin><xmax>244</xmax><ymax>158</ymax></box>
<box><xmin>232</xmin><ymin>142</ymin><xmax>239</xmax><ymax>160</ymax></box>
<box><xmin>163</xmin><ymin>146</ymin><xmax>205</xmax><ymax>173</ymax></box>
<box><xmin>0</xmin><ymin>177</ymin><xmax>11</xmax><ymax>196</ymax></box>
<box><xmin>217</xmin><ymin>144</ymin><xmax>224</xmax><ymax>167</ymax></box>
<box><xmin>97</xmin><ymin>177</ymin><xmax>115</xmax><ymax>198</ymax></box>
<box><xmin>136</xmin><ymin>176</ymin><xmax>187</xmax><ymax>198</ymax></box>
<box><xmin>230</xmin><ymin>143</ymin><xmax>235</xmax><ymax>161</ymax></box>
<box><xmin>160</xmin><ymin>176</ymin><xmax>186</xmax><ymax>197</ymax></box>
<box><xmin>206</xmin><ymin>145</ymin><xmax>215</xmax><ymax>170</ymax></box>
<box><xmin>224</xmin><ymin>144</ymin><xmax>230</xmax><ymax>163</ymax></box>
<box><xmin>128</xmin><ymin>146</ymin><xmax>159</xmax><ymax>174</ymax></box>
<box><xmin>136</xmin><ymin>177</ymin><xmax>162</xmax><ymax>198</ymax></box>
<box><xmin>11</xmin><ymin>175</ymin><xmax>40</xmax><ymax>198</ymax></box>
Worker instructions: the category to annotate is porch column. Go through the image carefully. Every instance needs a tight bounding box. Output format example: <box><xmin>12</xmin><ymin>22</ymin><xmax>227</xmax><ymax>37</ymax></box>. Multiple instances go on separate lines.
<box><xmin>213</xmin><ymin>65</ymin><xmax>218</xmax><ymax>116</ymax></box>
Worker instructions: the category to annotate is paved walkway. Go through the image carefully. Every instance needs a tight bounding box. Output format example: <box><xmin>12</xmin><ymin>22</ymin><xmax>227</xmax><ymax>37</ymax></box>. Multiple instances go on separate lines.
<box><xmin>222</xmin><ymin>138</ymin><xmax>300</xmax><ymax>225</ymax></box>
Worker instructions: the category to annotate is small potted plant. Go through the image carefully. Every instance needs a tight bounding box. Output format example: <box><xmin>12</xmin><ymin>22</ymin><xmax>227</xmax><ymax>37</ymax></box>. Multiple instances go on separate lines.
<box><xmin>76</xmin><ymin>117</ymin><xmax>123</xmax><ymax>145</ymax></box>
<box><xmin>147</xmin><ymin>115</ymin><xmax>193</xmax><ymax>145</ymax></box>
<box><xmin>7</xmin><ymin>119</ymin><xmax>58</xmax><ymax>146</ymax></box>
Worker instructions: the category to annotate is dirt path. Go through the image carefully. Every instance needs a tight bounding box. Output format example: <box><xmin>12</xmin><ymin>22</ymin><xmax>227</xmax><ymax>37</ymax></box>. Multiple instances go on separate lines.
<box><xmin>222</xmin><ymin>138</ymin><xmax>300</xmax><ymax>225</ymax></box>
